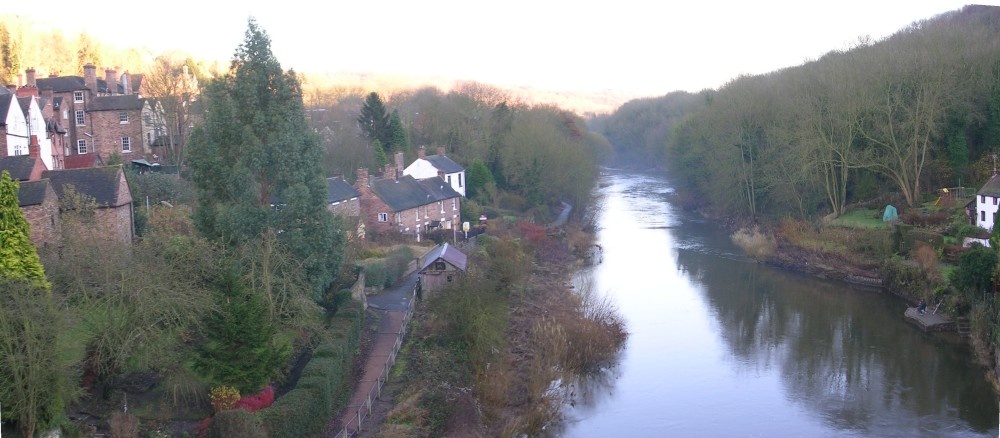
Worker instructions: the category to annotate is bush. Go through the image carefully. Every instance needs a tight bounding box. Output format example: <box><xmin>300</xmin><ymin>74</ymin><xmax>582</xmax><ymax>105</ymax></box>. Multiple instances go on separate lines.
<box><xmin>209</xmin><ymin>385</ymin><xmax>241</xmax><ymax>413</ymax></box>
<box><xmin>880</xmin><ymin>259</ymin><xmax>930</xmax><ymax>301</ymax></box>
<box><xmin>234</xmin><ymin>386</ymin><xmax>275</xmax><ymax>413</ymax></box>
<box><xmin>206</xmin><ymin>409</ymin><xmax>265</xmax><ymax>438</ymax></box>
<box><xmin>254</xmin><ymin>301</ymin><xmax>363</xmax><ymax>437</ymax></box>
<box><xmin>731</xmin><ymin>226</ymin><xmax>775</xmax><ymax>259</ymax></box>
<box><xmin>364</xmin><ymin>261</ymin><xmax>387</xmax><ymax>290</ymax></box>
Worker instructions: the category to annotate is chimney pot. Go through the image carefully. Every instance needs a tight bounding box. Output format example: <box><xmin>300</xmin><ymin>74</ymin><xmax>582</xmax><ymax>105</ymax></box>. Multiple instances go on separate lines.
<box><xmin>105</xmin><ymin>68</ymin><xmax>117</xmax><ymax>95</ymax></box>
<box><xmin>25</xmin><ymin>68</ymin><xmax>36</xmax><ymax>88</ymax></box>
<box><xmin>84</xmin><ymin>64</ymin><xmax>98</xmax><ymax>95</ymax></box>
<box><xmin>436</xmin><ymin>146</ymin><xmax>446</xmax><ymax>156</ymax></box>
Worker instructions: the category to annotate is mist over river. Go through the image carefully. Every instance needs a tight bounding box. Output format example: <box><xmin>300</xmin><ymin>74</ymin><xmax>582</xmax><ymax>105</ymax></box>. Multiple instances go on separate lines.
<box><xmin>560</xmin><ymin>169</ymin><xmax>998</xmax><ymax>437</ymax></box>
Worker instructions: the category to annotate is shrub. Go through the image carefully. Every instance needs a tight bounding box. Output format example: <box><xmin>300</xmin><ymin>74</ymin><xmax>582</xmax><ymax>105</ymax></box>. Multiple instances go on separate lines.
<box><xmin>254</xmin><ymin>301</ymin><xmax>363</xmax><ymax>438</ymax></box>
<box><xmin>880</xmin><ymin>259</ymin><xmax>930</xmax><ymax>301</ymax></box>
<box><xmin>731</xmin><ymin>226</ymin><xmax>775</xmax><ymax>259</ymax></box>
<box><xmin>207</xmin><ymin>408</ymin><xmax>265</xmax><ymax>438</ymax></box>
<box><xmin>209</xmin><ymin>385</ymin><xmax>240</xmax><ymax>413</ymax></box>
<box><xmin>234</xmin><ymin>386</ymin><xmax>275</xmax><ymax>413</ymax></box>
<box><xmin>364</xmin><ymin>261</ymin><xmax>387</xmax><ymax>290</ymax></box>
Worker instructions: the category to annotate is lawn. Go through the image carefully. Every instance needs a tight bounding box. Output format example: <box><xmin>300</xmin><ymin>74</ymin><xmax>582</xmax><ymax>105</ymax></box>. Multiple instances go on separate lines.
<box><xmin>829</xmin><ymin>208</ymin><xmax>888</xmax><ymax>229</ymax></box>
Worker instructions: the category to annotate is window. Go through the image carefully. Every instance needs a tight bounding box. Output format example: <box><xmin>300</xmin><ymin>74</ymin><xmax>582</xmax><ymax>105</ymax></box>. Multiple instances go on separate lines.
<box><xmin>982</xmin><ymin>195</ymin><xmax>987</xmax><ymax>203</ymax></box>
<box><xmin>446</xmin><ymin>175</ymin><xmax>452</xmax><ymax>185</ymax></box>
<box><xmin>73</xmin><ymin>91</ymin><xmax>84</xmax><ymax>103</ymax></box>
<box><xmin>75</xmin><ymin>110</ymin><xmax>85</xmax><ymax>126</ymax></box>
<box><xmin>378</xmin><ymin>213</ymin><xmax>388</xmax><ymax>222</ymax></box>
<box><xmin>76</xmin><ymin>139</ymin><xmax>88</xmax><ymax>154</ymax></box>
<box><xmin>452</xmin><ymin>198</ymin><xmax>457</xmax><ymax>210</ymax></box>
<box><xmin>982</xmin><ymin>211</ymin><xmax>987</xmax><ymax>222</ymax></box>
<box><xmin>459</xmin><ymin>173</ymin><xmax>463</xmax><ymax>187</ymax></box>
<box><xmin>121</xmin><ymin>137</ymin><xmax>131</xmax><ymax>152</ymax></box>
<box><xmin>435</xmin><ymin>261</ymin><xmax>446</xmax><ymax>271</ymax></box>
<box><xmin>119</xmin><ymin>111</ymin><xmax>129</xmax><ymax>123</ymax></box>
<box><xmin>12</xmin><ymin>142</ymin><xmax>26</xmax><ymax>156</ymax></box>
<box><xmin>62</xmin><ymin>110</ymin><xmax>68</xmax><ymax>120</ymax></box>
<box><xmin>440</xmin><ymin>201</ymin><xmax>444</xmax><ymax>213</ymax></box>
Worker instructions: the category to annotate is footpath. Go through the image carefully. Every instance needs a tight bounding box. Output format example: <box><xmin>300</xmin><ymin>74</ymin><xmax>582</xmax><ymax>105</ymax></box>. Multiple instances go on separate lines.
<box><xmin>327</xmin><ymin>272</ymin><xmax>418</xmax><ymax>437</ymax></box>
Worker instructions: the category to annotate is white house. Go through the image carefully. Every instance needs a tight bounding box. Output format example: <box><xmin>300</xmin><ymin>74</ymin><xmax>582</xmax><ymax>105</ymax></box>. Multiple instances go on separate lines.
<box><xmin>18</xmin><ymin>95</ymin><xmax>55</xmax><ymax>170</ymax></box>
<box><xmin>0</xmin><ymin>93</ymin><xmax>30</xmax><ymax>157</ymax></box>
<box><xmin>976</xmin><ymin>174</ymin><xmax>1000</xmax><ymax>230</ymax></box>
<box><xmin>403</xmin><ymin>146</ymin><xmax>466</xmax><ymax>197</ymax></box>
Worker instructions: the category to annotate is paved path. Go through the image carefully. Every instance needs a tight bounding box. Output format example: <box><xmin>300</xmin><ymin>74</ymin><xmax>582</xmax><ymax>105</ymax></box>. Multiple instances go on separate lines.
<box><xmin>330</xmin><ymin>271</ymin><xmax>418</xmax><ymax>437</ymax></box>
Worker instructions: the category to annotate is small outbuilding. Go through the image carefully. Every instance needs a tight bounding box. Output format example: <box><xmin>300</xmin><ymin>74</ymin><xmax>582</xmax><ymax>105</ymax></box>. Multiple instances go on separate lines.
<box><xmin>417</xmin><ymin>243</ymin><xmax>467</xmax><ymax>296</ymax></box>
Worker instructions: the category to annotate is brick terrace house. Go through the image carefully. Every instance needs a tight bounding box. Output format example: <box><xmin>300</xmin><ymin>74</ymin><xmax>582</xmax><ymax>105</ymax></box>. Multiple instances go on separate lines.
<box><xmin>327</xmin><ymin>176</ymin><xmax>361</xmax><ymax>217</ymax></box>
<box><xmin>33</xmin><ymin>65</ymin><xmax>155</xmax><ymax>167</ymax></box>
<box><xmin>43</xmin><ymin>165</ymin><xmax>134</xmax><ymax>243</ymax></box>
<box><xmin>0</xmin><ymin>155</ymin><xmax>46</xmax><ymax>182</ymax></box>
<box><xmin>355</xmin><ymin>152</ymin><xmax>462</xmax><ymax>241</ymax></box>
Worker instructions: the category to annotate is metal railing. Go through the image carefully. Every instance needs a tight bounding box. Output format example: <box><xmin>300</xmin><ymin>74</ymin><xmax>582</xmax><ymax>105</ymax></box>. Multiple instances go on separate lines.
<box><xmin>333</xmin><ymin>282</ymin><xmax>416</xmax><ymax>438</ymax></box>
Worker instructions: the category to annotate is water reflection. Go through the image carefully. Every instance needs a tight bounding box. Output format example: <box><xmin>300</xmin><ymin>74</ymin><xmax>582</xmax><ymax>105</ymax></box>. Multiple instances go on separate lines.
<box><xmin>563</xmin><ymin>169</ymin><xmax>997</xmax><ymax>437</ymax></box>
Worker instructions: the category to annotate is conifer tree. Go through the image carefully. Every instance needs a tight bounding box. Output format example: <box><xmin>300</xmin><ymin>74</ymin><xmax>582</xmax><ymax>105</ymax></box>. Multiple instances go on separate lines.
<box><xmin>0</xmin><ymin>170</ymin><xmax>49</xmax><ymax>289</ymax></box>
<box><xmin>388</xmin><ymin>109</ymin><xmax>409</xmax><ymax>152</ymax></box>
<box><xmin>358</xmin><ymin>91</ymin><xmax>391</xmax><ymax>146</ymax></box>
<box><xmin>188</xmin><ymin>18</ymin><xmax>343</xmax><ymax>295</ymax></box>
<box><xmin>373</xmin><ymin>139</ymin><xmax>388</xmax><ymax>170</ymax></box>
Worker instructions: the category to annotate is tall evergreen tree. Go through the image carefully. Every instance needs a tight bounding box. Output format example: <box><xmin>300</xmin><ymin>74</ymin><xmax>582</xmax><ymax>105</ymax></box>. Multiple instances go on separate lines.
<box><xmin>0</xmin><ymin>23</ymin><xmax>19</xmax><ymax>85</ymax></box>
<box><xmin>0</xmin><ymin>170</ymin><xmax>48</xmax><ymax>289</ymax></box>
<box><xmin>373</xmin><ymin>139</ymin><xmax>388</xmax><ymax>170</ymax></box>
<box><xmin>358</xmin><ymin>91</ymin><xmax>391</xmax><ymax>146</ymax></box>
<box><xmin>193</xmin><ymin>269</ymin><xmax>288</xmax><ymax>393</ymax></box>
<box><xmin>187</xmin><ymin>18</ymin><xmax>343</xmax><ymax>295</ymax></box>
<box><xmin>388</xmin><ymin>109</ymin><xmax>409</xmax><ymax>152</ymax></box>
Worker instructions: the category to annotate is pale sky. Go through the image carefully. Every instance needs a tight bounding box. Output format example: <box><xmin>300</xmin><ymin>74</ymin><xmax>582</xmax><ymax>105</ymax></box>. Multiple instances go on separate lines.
<box><xmin>6</xmin><ymin>1</ymin><xmax>986</xmax><ymax>98</ymax></box>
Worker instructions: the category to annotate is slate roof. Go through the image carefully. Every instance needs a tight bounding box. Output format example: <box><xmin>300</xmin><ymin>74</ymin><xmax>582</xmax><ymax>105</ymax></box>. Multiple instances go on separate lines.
<box><xmin>43</xmin><ymin>166</ymin><xmax>129</xmax><ymax>207</ymax></box>
<box><xmin>17</xmin><ymin>96</ymin><xmax>32</xmax><ymax>113</ymax></box>
<box><xmin>36</xmin><ymin>76</ymin><xmax>114</xmax><ymax>94</ymax></box>
<box><xmin>87</xmin><ymin>95</ymin><xmax>144</xmax><ymax>111</ymax></box>
<box><xmin>17</xmin><ymin>179</ymin><xmax>51</xmax><ymax>207</ymax></box>
<box><xmin>370</xmin><ymin>175</ymin><xmax>461</xmax><ymax>212</ymax></box>
<box><xmin>423</xmin><ymin>154</ymin><xmax>464</xmax><ymax>173</ymax></box>
<box><xmin>0</xmin><ymin>156</ymin><xmax>38</xmax><ymax>181</ymax></box>
<box><xmin>419</xmin><ymin>243</ymin><xmax>468</xmax><ymax>272</ymax></box>
<box><xmin>0</xmin><ymin>94</ymin><xmax>12</xmax><ymax>124</ymax></box>
<box><xmin>978</xmin><ymin>174</ymin><xmax>1000</xmax><ymax>198</ymax></box>
<box><xmin>327</xmin><ymin>177</ymin><xmax>360</xmax><ymax>203</ymax></box>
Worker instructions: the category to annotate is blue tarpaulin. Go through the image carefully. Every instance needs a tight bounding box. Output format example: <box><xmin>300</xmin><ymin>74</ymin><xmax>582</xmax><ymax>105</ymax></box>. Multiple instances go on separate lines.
<box><xmin>883</xmin><ymin>205</ymin><xmax>898</xmax><ymax>222</ymax></box>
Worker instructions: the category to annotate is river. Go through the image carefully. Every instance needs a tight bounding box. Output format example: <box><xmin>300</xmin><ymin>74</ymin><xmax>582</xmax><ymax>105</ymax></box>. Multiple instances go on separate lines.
<box><xmin>560</xmin><ymin>169</ymin><xmax>999</xmax><ymax>437</ymax></box>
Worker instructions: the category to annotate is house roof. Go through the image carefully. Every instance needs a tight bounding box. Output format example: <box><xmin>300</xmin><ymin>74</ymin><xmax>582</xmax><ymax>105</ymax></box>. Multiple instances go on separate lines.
<box><xmin>423</xmin><ymin>154</ymin><xmax>464</xmax><ymax>173</ymax></box>
<box><xmin>327</xmin><ymin>177</ymin><xmax>360</xmax><ymax>203</ymax></box>
<box><xmin>17</xmin><ymin>96</ymin><xmax>32</xmax><ymax>113</ymax></box>
<box><xmin>419</xmin><ymin>243</ymin><xmax>468</xmax><ymax>272</ymax></box>
<box><xmin>64</xmin><ymin>154</ymin><xmax>97</xmax><ymax>169</ymax></box>
<box><xmin>978</xmin><ymin>174</ymin><xmax>1000</xmax><ymax>197</ymax></box>
<box><xmin>42</xmin><ymin>165</ymin><xmax>130</xmax><ymax>208</ymax></box>
<box><xmin>17</xmin><ymin>179</ymin><xmax>51</xmax><ymax>207</ymax></box>
<box><xmin>370</xmin><ymin>175</ymin><xmax>461</xmax><ymax>212</ymax></box>
<box><xmin>87</xmin><ymin>95</ymin><xmax>144</xmax><ymax>111</ymax></box>
<box><xmin>0</xmin><ymin>156</ymin><xmax>38</xmax><ymax>181</ymax></box>
<box><xmin>0</xmin><ymin>94</ymin><xmax>12</xmax><ymax>124</ymax></box>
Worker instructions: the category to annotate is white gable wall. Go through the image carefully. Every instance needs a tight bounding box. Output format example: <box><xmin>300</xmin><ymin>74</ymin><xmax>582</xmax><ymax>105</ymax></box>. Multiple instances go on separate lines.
<box><xmin>3</xmin><ymin>95</ymin><xmax>29</xmax><ymax>157</ymax></box>
<box><xmin>402</xmin><ymin>158</ymin><xmax>466</xmax><ymax>197</ymax></box>
<box><xmin>977</xmin><ymin>194</ymin><xmax>1000</xmax><ymax>230</ymax></box>
<box><xmin>25</xmin><ymin>97</ymin><xmax>53</xmax><ymax>170</ymax></box>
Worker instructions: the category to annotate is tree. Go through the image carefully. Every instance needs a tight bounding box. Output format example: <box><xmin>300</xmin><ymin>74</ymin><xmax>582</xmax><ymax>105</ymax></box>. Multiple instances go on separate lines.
<box><xmin>466</xmin><ymin>158</ymin><xmax>495</xmax><ymax>201</ymax></box>
<box><xmin>0</xmin><ymin>170</ymin><xmax>48</xmax><ymax>289</ymax></box>
<box><xmin>0</xmin><ymin>23</ymin><xmax>19</xmax><ymax>85</ymax></box>
<box><xmin>75</xmin><ymin>32</ymin><xmax>100</xmax><ymax>72</ymax></box>
<box><xmin>188</xmin><ymin>18</ymin><xmax>343</xmax><ymax>295</ymax></box>
<box><xmin>193</xmin><ymin>269</ymin><xmax>288</xmax><ymax>393</ymax></box>
<box><xmin>0</xmin><ymin>279</ymin><xmax>74</xmax><ymax>438</ymax></box>
<box><xmin>387</xmin><ymin>109</ymin><xmax>409</xmax><ymax>152</ymax></box>
<box><xmin>143</xmin><ymin>54</ymin><xmax>200</xmax><ymax>166</ymax></box>
<box><xmin>372</xmin><ymin>138</ymin><xmax>388</xmax><ymax>170</ymax></box>
<box><xmin>358</xmin><ymin>91</ymin><xmax>390</xmax><ymax>146</ymax></box>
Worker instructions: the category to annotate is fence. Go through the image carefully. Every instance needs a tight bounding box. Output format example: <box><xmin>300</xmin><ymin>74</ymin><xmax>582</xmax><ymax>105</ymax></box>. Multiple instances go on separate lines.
<box><xmin>333</xmin><ymin>281</ymin><xmax>417</xmax><ymax>438</ymax></box>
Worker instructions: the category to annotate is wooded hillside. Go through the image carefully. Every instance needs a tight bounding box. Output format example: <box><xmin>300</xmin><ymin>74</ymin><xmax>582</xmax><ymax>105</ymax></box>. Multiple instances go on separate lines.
<box><xmin>596</xmin><ymin>5</ymin><xmax>1000</xmax><ymax>221</ymax></box>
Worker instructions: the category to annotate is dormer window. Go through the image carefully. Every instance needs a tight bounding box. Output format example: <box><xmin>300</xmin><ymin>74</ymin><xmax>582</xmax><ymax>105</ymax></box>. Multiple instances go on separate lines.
<box><xmin>73</xmin><ymin>91</ymin><xmax>84</xmax><ymax>103</ymax></box>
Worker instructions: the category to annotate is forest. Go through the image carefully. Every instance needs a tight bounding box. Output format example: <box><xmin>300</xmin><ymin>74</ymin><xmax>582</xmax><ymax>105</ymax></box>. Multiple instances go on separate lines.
<box><xmin>594</xmin><ymin>5</ymin><xmax>1000</xmax><ymax>221</ymax></box>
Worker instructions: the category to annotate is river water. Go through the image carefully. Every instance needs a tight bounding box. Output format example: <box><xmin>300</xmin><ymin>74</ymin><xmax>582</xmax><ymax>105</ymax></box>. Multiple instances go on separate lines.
<box><xmin>561</xmin><ymin>169</ymin><xmax>998</xmax><ymax>437</ymax></box>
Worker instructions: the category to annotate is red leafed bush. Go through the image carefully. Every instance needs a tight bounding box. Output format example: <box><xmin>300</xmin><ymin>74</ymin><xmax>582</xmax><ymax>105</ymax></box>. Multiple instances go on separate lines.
<box><xmin>234</xmin><ymin>386</ymin><xmax>275</xmax><ymax>413</ymax></box>
<box><xmin>196</xmin><ymin>417</ymin><xmax>212</xmax><ymax>437</ymax></box>
<box><xmin>517</xmin><ymin>222</ymin><xmax>547</xmax><ymax>244</ymax></box>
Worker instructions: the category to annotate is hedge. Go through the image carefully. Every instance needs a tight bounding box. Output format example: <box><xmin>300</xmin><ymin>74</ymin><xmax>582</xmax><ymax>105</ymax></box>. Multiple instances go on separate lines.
<box><xmin>256</xmin><ymin>300</ymin><xmax>364</xmax><ymax>437</ymax></box>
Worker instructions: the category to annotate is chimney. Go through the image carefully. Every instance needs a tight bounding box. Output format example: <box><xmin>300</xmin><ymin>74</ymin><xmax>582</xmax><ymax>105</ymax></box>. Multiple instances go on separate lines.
<box><xmin>28</xmin><ymin>135</ymin><xmax>40</xmax><ymax>158</ymax></box>
<box><xmin>394</xmin><ymin>152</ymin><xmax>405</xmax><ymax>176</ymax></box>
<box><xmin>121</xmin><ymin>71</ymin><xmax>131</xmax><ymax>95</ymax></box>
<box><xmin>105</xmin><ymin>68</ymin><xmax>117</xmax><ymax>95</ymax></box>
<box><xmin>26</xmin><ymin>68</ymin><xmax>36</xmax><ymax>88</ymax></box>
<box><xmin>355</xmin><ymin>168</ymin><xmax>369</xmax><ymax>189</ymax></box>
<box><xmin>418</xmin><ymin>145</ymin><xmax>426</xmax><ymax>159</ymax></box>
<box><xmin>436</xmin><ymin>146</ymin><xmax>446</xmax><ymax>156</ymax></box>
<box><xmin>384</xmin><ymin>163</ymin><xmax>396</xmax><ymax>180</ymax></box>
<box><xmin>84</xmin><ymin>64</ymin><xmax>97</xmax><ymax>95</ymax></box>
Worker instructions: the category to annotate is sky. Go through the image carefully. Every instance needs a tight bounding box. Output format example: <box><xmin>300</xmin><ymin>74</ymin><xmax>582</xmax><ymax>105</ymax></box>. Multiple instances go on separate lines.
<box><xmin>5</xmin><ymin>1</ymin><xmax>987</xmax><ymax>98</ymax></box>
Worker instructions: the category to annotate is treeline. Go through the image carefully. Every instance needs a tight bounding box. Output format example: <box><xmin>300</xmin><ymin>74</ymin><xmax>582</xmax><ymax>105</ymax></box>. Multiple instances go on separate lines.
<box><xmin>597</xmin><ymin>5</ymin><xmax>1000</xmax><ymax>221</ymax></box>
<box><xmin>306</xmin><ymin>82</ymin><xmax>611</xmax><ymax>218</ymax></box>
